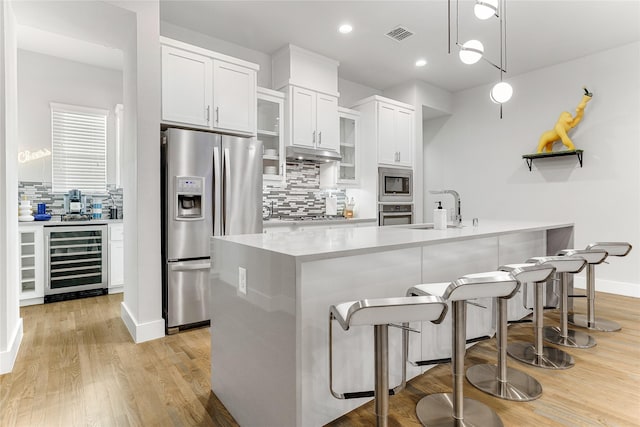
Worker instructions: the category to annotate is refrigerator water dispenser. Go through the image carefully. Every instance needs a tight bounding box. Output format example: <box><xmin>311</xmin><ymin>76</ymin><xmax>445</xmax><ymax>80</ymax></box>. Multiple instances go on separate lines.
<box><xmin>175</xmin><ymin>176</ymin><xmax>204</xmax><ymax>220</ymax></box>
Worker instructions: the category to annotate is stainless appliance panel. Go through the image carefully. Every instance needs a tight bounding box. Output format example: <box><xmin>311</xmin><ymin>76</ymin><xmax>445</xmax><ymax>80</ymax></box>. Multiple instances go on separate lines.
<box><xmin>166</xmin><ymin>260</ymin><xmax>211</xmax><ymax>328</ymax></box>
<box><xmin>378</xmin><ymin>204</ymin><xmax>413</xmax><ymax>226</ymax></box>
<box><xmin>44</xmin><ymin>225</ymin><xmax>108</xmax><ymax>295</ymax></box>
<box><xmin>378</xmin><ymin>167</ymin><xmax>413</xmax><ymax>203</ymax></box>
<box><xmin>165</xmin><ymin>128</ymin><xmax>218</xmax><ymax>260</ymax></box>
<box><xmin>222</xmin><ymin>136</ymin><xmax>263</xmax><ymax>235</ymax></box>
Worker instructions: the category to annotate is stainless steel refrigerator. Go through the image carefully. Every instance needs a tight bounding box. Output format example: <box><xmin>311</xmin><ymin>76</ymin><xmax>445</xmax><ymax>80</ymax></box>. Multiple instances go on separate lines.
<box><xmin>161</xmin><ymin>128</ymin><xmax>263</xmax><ymax>333</ymax></box>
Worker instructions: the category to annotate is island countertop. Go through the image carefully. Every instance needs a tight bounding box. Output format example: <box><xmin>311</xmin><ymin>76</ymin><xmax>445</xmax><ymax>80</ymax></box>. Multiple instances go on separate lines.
<box><xmin>213</xmin><ymin>219</ymin><xmax>574</xmax><ymax>261</ymax></box>
<box><xmin>209</xmin><ymin>219</ymin><xmax>575</xmax><ymax>426</ymax></box>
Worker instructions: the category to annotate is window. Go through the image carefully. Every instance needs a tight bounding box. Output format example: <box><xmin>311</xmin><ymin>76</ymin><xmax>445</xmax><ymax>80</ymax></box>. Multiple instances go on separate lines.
<box><xmin>51</xmin><ymin>102</ymin><xmax>108</xmax><ymax>194</ymax></box>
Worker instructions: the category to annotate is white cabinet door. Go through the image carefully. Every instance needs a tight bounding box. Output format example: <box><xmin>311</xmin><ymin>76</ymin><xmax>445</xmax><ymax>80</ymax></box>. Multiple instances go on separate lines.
<box><xmin>395</xmin><ymin>107</ymin><xmax>413</xmax><ymax>167</ymax></box>
<box><xmin>19</xmin><ymin>226</ymin><xmax>44</xmax><ymax>306</ymax></box>
<box><xmin>291</xmin><ymin>87</ymin><xmax>316</xmax><ymax>148</ymax></box>
<box><xmin>377</xmin><ymin>103</ymin><xmax>397</xmax><ymax>165</ymax></box>
<box><xmin>108</xmin><ymin>223</ymin><xmax>124</xmax><ymax>292</ymax></box>
<box><xmin>213</xmin><ymin>60</ymin><xmax>256</xmax><ymax>135</ymax></box>
<box><xmin>316</xmin><ymin>94</ymin><xmax>339</xmax><ymax>152</ymax></box>
<box><xmin>161</xmin><ymin>45</ymin><xmax>212</xmax><ymax>127</ymax></box>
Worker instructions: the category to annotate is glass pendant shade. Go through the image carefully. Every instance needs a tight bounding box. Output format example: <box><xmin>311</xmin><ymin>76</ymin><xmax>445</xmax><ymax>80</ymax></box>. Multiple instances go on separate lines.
<box><xmin>474</xmin><ymin>0</ymin><xmax>499</xmax><ymax>20</ymax></box>
<box><xmin>490</xmin><ymin>81</ymin><xmax>513</xmax><ymax>103</ymax></box>
<box><xmin>459</xmin><ymin>40</ymin><xmax>484</xmax><ymax>65</ymax></box>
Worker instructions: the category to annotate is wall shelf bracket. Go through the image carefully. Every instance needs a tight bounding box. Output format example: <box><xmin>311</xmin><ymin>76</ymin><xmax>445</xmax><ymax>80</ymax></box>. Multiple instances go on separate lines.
<box><xmin>522</xmin><ymin>149</ymin><xmax>583</xmax><ymax>171</ymax></box>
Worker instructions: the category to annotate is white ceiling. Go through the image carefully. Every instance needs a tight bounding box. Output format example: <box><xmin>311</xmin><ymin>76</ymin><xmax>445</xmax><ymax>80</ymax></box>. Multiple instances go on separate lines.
<box><xmin>159</xmin><ymin>0</ymin><xmax>640</xmax><ymax>92</ymax></box>
<box><xmin>10</xmin><ymin>1</ymin><xmax>640</xmax><ymax>94</ymax></box>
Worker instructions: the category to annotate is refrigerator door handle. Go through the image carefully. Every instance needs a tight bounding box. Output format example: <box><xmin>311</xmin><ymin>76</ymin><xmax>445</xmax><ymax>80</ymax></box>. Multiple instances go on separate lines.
<box><xmin>223</xmin><ymin>146</ymin><xmax>231</xmax><ymax>235</ymax></box>
<box><xmin>213</xmin><ymin>145</ymin><xmax>222</xmax><ymax>236</ymax></box>
<box><xmin>169</xmin><ymin>262</ymin><xmax>211</xmax><ymax>271</ymax></box>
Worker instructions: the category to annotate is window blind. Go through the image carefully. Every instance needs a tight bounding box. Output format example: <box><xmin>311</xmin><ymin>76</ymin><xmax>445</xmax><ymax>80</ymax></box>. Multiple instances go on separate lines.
<box><xmin>51</xmin><ymin>103</ymin><xmax>108</xmax><ymax>194</ymax></box>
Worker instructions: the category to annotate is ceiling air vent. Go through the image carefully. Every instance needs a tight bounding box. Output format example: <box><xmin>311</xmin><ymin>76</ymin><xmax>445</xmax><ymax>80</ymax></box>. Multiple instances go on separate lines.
<box><xmin>385</xmin><ymin>26</ymin><xmax>414</xmax><ymax>42</ymax></box>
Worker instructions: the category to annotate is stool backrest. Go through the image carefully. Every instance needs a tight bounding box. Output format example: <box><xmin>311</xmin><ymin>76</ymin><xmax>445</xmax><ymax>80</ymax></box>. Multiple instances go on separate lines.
<box><xmin>499</xmin><ymin>263</ymin><xmax>555</xmax><ymax>284</ymax></box>
<box><xmin>331</xmin><ymin>296</ymin><xmax>448</xmax><ymax>329</ymax></box>
<box><xmin>442</xmin><ymin>271</ymin><xmax>519</xmax><ymax>301</ymax></box>
<box><xmin>527</xmin><ymin>255</ymin><xmax>587</xmax><ymax>274</ymax></box>
<box><xmin>586</xmin><ymin>242</ymin><xmax>632</xmax><ymax>257</ymax></box>
<box><xmin>558</xmin><ymin>249</ymin><xmax>607</xmax><ymax>265</ymax></box>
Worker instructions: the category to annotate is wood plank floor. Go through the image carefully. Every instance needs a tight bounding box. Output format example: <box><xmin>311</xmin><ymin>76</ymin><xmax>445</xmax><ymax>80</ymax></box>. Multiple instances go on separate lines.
<box><xmin>0</xmin><ymin>292</ymin><xmax>638</xmax><ymax>426</ymax></box>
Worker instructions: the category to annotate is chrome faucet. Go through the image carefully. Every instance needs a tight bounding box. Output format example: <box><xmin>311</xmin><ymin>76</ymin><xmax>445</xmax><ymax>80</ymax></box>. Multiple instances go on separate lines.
<box><xmin>429</xmin><ymin>190</ymin><xmax>462</xmax><ymax>226</ymax></box>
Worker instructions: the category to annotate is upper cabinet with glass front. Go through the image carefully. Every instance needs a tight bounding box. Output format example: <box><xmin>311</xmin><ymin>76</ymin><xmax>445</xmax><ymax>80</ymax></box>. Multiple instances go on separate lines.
<box><xmin>160</xmin><ymin>37</ymin><xmax>258</xmax><ymax>136</ymax></box>
<box><xmin>337</xmin><ymin>107</ymin><xmax>360</xmax><ymax>185</ymax></box>
<box><xmin>257</xmin><ymin>87</ymin><xmax>285</xmax><ymax>184</ymax></box>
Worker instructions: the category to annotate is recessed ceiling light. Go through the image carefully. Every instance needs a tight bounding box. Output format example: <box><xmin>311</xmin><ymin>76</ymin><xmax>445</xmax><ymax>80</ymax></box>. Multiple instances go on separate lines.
<box><xmin>415</xmin><ymin>59</ymin><xmax>427</xmax><ymax>67</ymax></box>
<box><xmin>338</xmin><ymin>24</ymin><xmax>353</xmax><ymax>34</ymax></box>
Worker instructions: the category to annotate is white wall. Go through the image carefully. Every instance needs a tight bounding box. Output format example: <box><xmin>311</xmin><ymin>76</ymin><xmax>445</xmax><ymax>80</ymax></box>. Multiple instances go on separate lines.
<box><xmin>0</xmin><ymin>0</ymin><xmax>23</xmax><ymax>375</ymax></box>
<box><xmin>17</xmin><ymin>50</ymin><xmax>123</xmax><ymax>184</ymax></box>
<box><xmin>424</xmin><ymin>42</ymin><xmax>640</xmax><ymax>295</ymax></box>
<box><xmin>338</xmin><ymin>77</ymin><xmax>381</xmax><ymax>108</ymax></box>
<box><xmin>160</xmin><ymin>20</ymin><xmax>272</xmax><ymax>88</ymax></box>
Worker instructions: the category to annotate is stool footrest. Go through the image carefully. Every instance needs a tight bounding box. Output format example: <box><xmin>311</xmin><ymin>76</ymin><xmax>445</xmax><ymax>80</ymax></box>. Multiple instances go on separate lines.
<box><xmin>467</xmin><ymin>335</ymin><xmax>491</xmax><ymax>344</ymax></box>
<box><xmin>569</xmin><ymin>294</ymin><xmax>587</xmax><ymax>298</ymax></box>
<box><xmin>342</xmin><ymin>387</ymin><xmax>398</xmax><ymax>400</ymax></box>
<box><xmin>508</xmin><ymin>318</ymin><xmax>533</xmax><ymax>324</ymax></box>
<box><xmin>414</xmin><ymin>357</ymin><xmax>452</xmax><ymax>366</ymax></box>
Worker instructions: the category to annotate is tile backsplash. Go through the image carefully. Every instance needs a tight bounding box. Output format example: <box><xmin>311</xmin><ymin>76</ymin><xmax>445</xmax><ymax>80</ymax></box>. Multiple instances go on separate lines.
<box><xmin>18</xmin><ymin>181</ymin><xmax>123</xmax><ymax>219</ymax></box>
<box><xmin>263</xmin><ymin>163</ymin><xmax>345</xmax><ymax>218</ymax></box>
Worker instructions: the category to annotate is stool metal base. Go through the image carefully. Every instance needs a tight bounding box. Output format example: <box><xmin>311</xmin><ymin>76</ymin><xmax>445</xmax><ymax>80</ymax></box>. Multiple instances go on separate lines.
<box><xmin>543</xmin><ymin>326</ymin><xmax>596</xmax><ymax>348</ymax></box>
<box><xmin>507</xmin><ymin>342</ymin><xmax>574</xmax><ymax>369</ymax></box>
<box><xmin>416</xmin><ymin>393</ymin><xmax>503</xmax><ymax>427</ymax></box>
<box><xmin>568</xmin><ymin>314</ymin><xmax>621</xmax><ymax>332</ymax></box>
<box><xmin>466</xmin><ymin>364</ymin><xmax>542</xmax><ymax>401</ymax></box>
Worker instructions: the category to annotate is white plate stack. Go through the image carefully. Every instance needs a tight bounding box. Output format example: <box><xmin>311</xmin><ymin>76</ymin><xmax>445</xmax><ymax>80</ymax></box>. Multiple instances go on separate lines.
<box><xmin>19</xmin><ymin>199</ymin><xmax>34</xmax><ymax>222</ymax></box>
<box><xmin>264</xmin><ymin>165</ymin><xmax>277</xmax><ymax>175</ymax></box>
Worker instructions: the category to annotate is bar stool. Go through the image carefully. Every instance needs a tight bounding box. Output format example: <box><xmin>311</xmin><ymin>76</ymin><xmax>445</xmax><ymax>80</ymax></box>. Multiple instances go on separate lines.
<box><xmin>466</xmin><ymin>264</ymin><xmax>555</xmax><ymax>401</ymax></box>
<box><xmin>329</xmin><ymin>296</ymin><xmax>448</xmax><ymax>427</ymax></box>
<box><xmin>568</xmin><ymin>242</ymin><xmax>633</xmax><ymax>332</ymax></box>
<box><xmin>507</xmin><ymin>256</ymin><xmax>586</xmax><ymax>370</ymax></box>
<box><xmin>408</xmin><ymin>271</ymin><xmax>519</xmax><ymax>427</ymax></box>
<box><xmin>545</xmin><ymin>249</ymin><xmax>606</xmax><ymax>348</ymax></box>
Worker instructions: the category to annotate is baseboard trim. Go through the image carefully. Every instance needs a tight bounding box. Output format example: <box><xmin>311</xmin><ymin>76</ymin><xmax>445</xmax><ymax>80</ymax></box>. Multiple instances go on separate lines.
<box><xmin>120</xmin><ymin>302</ymin><xmax>165</xmax><ymax>343</ymax></box>
<box><xmin>0</xmin><ymin>318</ymin><xmax>23</xmax><ymax>374</ymax></box>
<box><xmin>573</xmin><ymin>276</ymin><xmax>640</xmax><ymax>298</ymax></box>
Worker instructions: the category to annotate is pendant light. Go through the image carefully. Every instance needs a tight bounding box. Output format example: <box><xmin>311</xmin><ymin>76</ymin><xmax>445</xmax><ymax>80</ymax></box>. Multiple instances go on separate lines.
<box><xmin>447</xmin><ymin>0</ymin><xmax>512</xmax><ymax>116</ymax></box>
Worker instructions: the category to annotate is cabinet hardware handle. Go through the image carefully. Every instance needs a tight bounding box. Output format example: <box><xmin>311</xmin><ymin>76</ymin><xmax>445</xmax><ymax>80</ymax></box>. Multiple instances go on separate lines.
<box><xmin>206</xmin><ymin>105</ymin><xmax>210</xmax><ymax>122</ymax></box>
<box><xmin>318</xmin><ymin>131</ymin><xmax>322</xmax><ymax>145</ymax></box>
<box><xmin>397</xmin><ymin>151</ymin><xmax>401</xmax><ymax>162</ymax></box>
<box><xmin>313</xmin><ymin>131</ymin><xmax>316</xmax><ymax>144</ymax></box>
<box><xmin>215</xmin><ymin>107</ymin><xmax>220</xmax><ymax>124</ymax></box>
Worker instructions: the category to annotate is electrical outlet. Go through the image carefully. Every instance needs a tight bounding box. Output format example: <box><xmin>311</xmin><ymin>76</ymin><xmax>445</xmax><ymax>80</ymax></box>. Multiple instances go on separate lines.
<box><xmin>238</xmin><ymin>267</ymin><xmax>247</xmax><ymax>295</ymax></box>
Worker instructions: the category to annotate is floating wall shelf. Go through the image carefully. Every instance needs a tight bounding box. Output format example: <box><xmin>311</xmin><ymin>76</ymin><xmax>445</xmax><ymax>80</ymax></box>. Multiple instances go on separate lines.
<box><xmin>522</xmin><ymin>149</ymin><xmax>583</xmax><ymax>171</ymax></box>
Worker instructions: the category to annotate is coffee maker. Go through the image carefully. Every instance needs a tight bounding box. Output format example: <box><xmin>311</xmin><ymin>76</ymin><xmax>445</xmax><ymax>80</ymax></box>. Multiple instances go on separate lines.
<box><xmin>63</xmin><ymin>189</ymin><xmax>87</xmax><ymax>214</ymax></box>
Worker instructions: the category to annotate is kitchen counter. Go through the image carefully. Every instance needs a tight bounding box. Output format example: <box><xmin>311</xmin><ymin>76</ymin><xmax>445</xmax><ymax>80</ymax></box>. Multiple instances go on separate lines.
<box><xmin>18</xmin><ymin>218</ymin><xmax>122</xmax><ymax>227</ymax></box>
<box><xmin>209</xmin><ymin>220</ymin><xmax>574</xmax><ymax>426</ymax></box>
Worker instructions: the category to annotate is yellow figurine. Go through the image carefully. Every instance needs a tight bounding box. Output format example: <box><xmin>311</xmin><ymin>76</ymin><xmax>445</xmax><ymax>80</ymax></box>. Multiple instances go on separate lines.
<box><xmin>536</xmin><ymin>88</ymin><xmax>593</xmax><ymax>153</ymax></box>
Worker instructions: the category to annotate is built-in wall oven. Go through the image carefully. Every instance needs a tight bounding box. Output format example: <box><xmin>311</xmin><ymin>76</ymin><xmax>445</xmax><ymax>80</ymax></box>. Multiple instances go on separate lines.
<box><xmin>379</xmin><ymin>204</ymin><xmax>413</xmax><ymax>226</ymax></box>
<box><xmin>44</xmin><ymin>225</ymin><xmax>108</xmax><ymax>302</ymax></box>
<box><xmin>378</xmin><ymin>167</ymin><xmax>412</xmax><ymax>203</ymax></box>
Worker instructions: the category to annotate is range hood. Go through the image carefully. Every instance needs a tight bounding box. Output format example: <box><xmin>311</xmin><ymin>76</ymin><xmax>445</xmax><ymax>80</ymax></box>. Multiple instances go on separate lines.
<box><xmin>285</xmin><ymin>145</ymin><xmax>342</xmax><ymax>163</ymax></box>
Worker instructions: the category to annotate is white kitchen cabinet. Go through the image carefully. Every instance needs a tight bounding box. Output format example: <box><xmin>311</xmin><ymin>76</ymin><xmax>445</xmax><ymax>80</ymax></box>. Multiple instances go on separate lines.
<box><xmin>337</xmin><ymin>108</ymin><xmax>360</xmax><ymax>184</ymax></box>
<box><xmin>161</xmin><ymin>45</ymin><xmax>212</xmax><ymax>128</ymax></box>
<box><xmin>212</xmin><ymin>60</ymin><xmax>256</xmax><ymax>134</ymax></box>
<box><xmin>160</xmin><ymin>38</ymin><xmax>258</xmax><ymax>136</ymax></box>
<box><xmin>19</xmin><ymin>225</ymin><xmax>44</xmax><ymax>306</ymax></box>
<box><xmin>353</xmin><ymin>95</ymin><xmax>415</xmax><ymax>168</ymax></box>
<box><xmin>287</xmin><ymin>86</ymin><xmax>339</xmax><ymax>153</ymax></box>
<box><xmin>258</xmin><ymin>87</ymin><xmax>285</xmax><ymax>184</ymax></box>
<box><xmin>108</xmin><ymin>223</ymin><xmax>124</xmax><ymax>293</ymax></box>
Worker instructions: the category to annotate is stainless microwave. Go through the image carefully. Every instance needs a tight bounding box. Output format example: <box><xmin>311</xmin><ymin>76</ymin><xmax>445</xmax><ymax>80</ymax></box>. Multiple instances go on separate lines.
<box><xmin>378</xmin><ymin>167</ymin><xmax>413</xmax><ymax>202</ymax></box>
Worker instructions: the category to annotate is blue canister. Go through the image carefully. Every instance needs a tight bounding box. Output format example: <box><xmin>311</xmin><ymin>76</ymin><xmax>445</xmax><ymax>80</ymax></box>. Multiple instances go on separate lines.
<box><xmin>37</xmin><ymin>203</ymin><xmax>46</xmax><ymax>215</ymax></box>
<box><xmin>92</xmin><ymin>202</ymin><xmax>102</xmax><ymax>219</ymax></box>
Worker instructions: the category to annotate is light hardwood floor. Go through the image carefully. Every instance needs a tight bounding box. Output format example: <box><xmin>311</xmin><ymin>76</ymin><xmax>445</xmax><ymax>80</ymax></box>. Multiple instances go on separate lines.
<box><xmin>0</xmin><ymin>292</ymin><xmax>638</xmax><ymax>426</ymax></box>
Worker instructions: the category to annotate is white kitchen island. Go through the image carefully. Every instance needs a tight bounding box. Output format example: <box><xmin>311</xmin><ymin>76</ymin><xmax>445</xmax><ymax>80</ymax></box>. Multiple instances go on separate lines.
<box><xmin>209</xmin><ymin>220</ymin><xmax>574</xmax><ymax>427</ymax></box>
